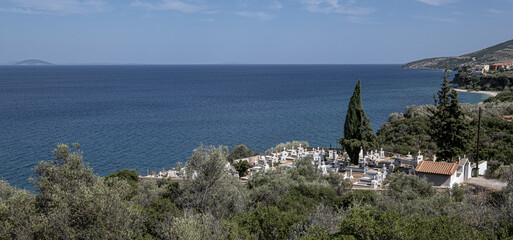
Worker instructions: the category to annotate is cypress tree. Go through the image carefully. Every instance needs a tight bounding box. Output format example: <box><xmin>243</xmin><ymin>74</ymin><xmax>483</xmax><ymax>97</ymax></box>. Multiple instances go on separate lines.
<box><xmin>430</xmin><ymin>67</ymin><xmax>472</xmax><ymax>162</ymax></box>
<box><xmin>341</xmin><ymin>79</ymin><xmax>376</xmax><ymax>165</ymax></box>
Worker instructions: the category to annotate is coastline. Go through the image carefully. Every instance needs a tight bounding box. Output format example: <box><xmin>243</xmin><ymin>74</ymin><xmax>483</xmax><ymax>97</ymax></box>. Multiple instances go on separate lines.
<box><xmin>454</xmin><ymin>88</ymin><xmax>499</xmax><ymax>97</ymax></box>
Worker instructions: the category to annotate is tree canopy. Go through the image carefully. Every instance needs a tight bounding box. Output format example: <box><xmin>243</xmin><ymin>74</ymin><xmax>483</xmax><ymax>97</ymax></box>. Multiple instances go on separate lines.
<box><xmin>227</xmin><ymin>144</ymin><xmax>255</xmax><ymax>163</ymax></box>
<box><xmin>430</xmin><ymin>67</ymin><xmax>473</xmax><ymax>162</ymax></box>
<box><xmin>341</xmin><ymin>79</ymin><xmax>377</xmax><ymax>164</ymax></box>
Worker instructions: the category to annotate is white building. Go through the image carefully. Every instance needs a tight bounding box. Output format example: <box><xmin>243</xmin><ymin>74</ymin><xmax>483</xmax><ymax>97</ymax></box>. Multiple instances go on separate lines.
<box><xmin>471</xmin><ymin>65</ymin><xmax>489</xmax><ymax>76</ymax></box>
<box><xmin>492</xmin><ymin>62</ymin><xmax>513</xmax><ymax>71</ymax></box>
<box><xmin>414</xmin><ymin>158</ymin><xmax>472</xmax><ymax>187</ymax></box>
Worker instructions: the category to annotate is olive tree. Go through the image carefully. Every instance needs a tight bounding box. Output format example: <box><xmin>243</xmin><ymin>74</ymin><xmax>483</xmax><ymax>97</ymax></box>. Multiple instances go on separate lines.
<box><xmin>227</xmin><ymin>144</ymin><xmax>255</xmax><ymax>163</ymax></box>
<box><xmin>32</xmin><ymin>143</ymin><xmax>145</xmax><ymax>239</ymax></box>
<box><xmin>0</xmin><ymin>180</ymin><xmax>40</xmax><ymax>239</ymax></box>
<box><xmin>179</xmin><ymin>144</ymin><xmax>248</xmax><ymax>219</ymax></box>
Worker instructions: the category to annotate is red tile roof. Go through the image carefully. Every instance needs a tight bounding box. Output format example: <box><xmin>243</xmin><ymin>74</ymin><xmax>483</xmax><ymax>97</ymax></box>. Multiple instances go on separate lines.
<box><xmin>415</xmin><ymin>161</ymin><xmax>459</xmax><ymax>176</ymax></box>
<box><xmin>492</xmin><ymin>62</ymin><xmax>513</xmax><ymax>66</ymax></box>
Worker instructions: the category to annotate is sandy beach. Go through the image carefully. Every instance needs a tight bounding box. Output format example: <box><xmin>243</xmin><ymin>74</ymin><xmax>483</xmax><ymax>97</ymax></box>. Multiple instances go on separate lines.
<box><xmin>454</xmin><ymin>88</ymin><xmax>499</xmax><ymax>97</ymax></box>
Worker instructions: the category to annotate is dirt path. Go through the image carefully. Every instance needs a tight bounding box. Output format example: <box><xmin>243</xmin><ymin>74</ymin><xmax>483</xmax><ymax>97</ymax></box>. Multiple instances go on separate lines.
<box><xmin>464</xmin><ymin>177</ymin><xmax>507</xmax><ymax>191</ymax></box>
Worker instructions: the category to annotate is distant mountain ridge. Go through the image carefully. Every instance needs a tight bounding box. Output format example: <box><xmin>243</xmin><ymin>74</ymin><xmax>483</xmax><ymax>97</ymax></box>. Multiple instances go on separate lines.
<box><xmin>403</xmin><ymin>39</ymin><xmax>513</xmax><ymax>70</ymax></box>
<box><xmin>14</xmin><ymin>59</ymin><xmax>53</xmax><ymax>65</ymax></box>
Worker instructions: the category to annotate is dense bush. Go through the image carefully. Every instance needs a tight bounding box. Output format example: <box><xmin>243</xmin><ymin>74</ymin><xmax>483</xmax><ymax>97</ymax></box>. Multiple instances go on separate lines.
<box><xmin>401</xmin><ymin>102</ymin><xmax>513</xmax><ymax>119</ymax></box>
<box><xmin>383</xmin><ymin>172</ymin><xmax>435</xmax><ymax>201</ymax></box>
<box><xmin>227</xmin><ymin>144</ymin><xmax>255</xmax><ymax>163</ymax></box>
<box><xmin>339</xmin><ymin>207</ymin><xmax>483</xmax><ymax>240</ymax></box>
<box><xmin>0</xmin><ymin>181</ymin><xmax>39</xmax><ymax>240</ymax></box>
<box><xmin>230</xmin><ymin>205</ymin><xmax>303</xmax><ymax>239</ymax></box>
<box><xmin>377</xmin><ymin>116</ymin><xmax>437</xmax><ymax>156</ymax></box>
<box><xmin>179</xmin><ymin>145</ymin><xmax>248</xmax><ymax>219</ymax></box>
<box><xmin>452</xmin><ymin>72</ymin><xmax>513</xmax><ymax>91</ymax></box>
<box><xmin>105</xmin><ymin>169</ymin><xmax>140</xmax><ymax>197</ymax></box>
<box><xmin>460</xmin><ymin>102</ymin><xmax>513</xmax><ymax>119</ymax></box>
<box><xmin>484</xmin><ymin>90</ymin><xmax>513</xmax><ymax>103</ymax></box>
<box><xmin>10</xmin><ymin>144</ymin><xmax>146</xmax><ymax>239</ymax></box>
<box><xmin>380</xmin><ymin>102</ymin><xmax>513</xmax><ymax>166</ymax></box>
<box><xmin>473</xmin><ymin>118</ymin><xmax>513</xmax><ymax>165</ymax></box>
<box><xmin>339</xmin><ymin>190</ymin><xmax>378</xmax><ymax>208</ymax></box>
<box><xmin>233</xmin><ymin>160</ymin><xmax>251</xmax><ymax>177</ymax></box>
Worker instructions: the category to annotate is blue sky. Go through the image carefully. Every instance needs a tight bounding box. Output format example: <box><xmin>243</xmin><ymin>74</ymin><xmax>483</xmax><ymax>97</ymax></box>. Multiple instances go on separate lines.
<box><xmin>0</xmin><ymin>0</ymin><xmax>512</xmax><ymax>64</ymax></box>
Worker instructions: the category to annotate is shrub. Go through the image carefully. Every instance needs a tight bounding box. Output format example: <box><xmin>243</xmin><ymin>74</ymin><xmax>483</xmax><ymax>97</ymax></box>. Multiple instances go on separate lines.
<box><xmin>387</xmin><ymin>112</ymin><xmax>404</xmax><ymax>122</ymax></box>
<box><xmin>227</xmin><ymin>144</ymin><xmax>255</xmax><ymax>163</ymax></box>
<box><xmin>339</xmin><ymin>190</ymin><xmax>378</xmax><ymax>209</ymax></box>
<box><xmin>377</xmin><ymin>117</ymin><xmax>436</xmax><ymax>156</ymax></box>
<box><xmin>105</xmin><ymin>169</ymin><xmax>139</xmax><ymax>197</ymax></box>
<box><xmin>484</xmin><ymin>91</ymin><xmax>513</xmax><ymax>103</ymax></box>
<box><xmin>452</xmin><ymin>184</ymin><xmax>465</xmax><ymax>202</ymax></box>
<box><xmin>383</xmin><ymin>173</ymin><xmax>435</xmax><ymax>201</ymax></box>
<box><xmin>231</xmin><ymin>205</ymin><xmax>303</xmax><ymax>240</ymax></box>
<box><xmin>339</xmin><ymin>207</ymin><xmax>483</xmax><ymax>240</ymax></box>
<box><xmin>179</xmin><ymin>145</ymin><xmax>248</xmax><ymax>219</ymax></box>
<box><xmin>233</xmin><ymin>160</ymin><xmax>251</xmax><ymax>177</ymax></box>
<box><xmin>0</xmin><ymin>181</ymin><xmax>39</xmax><ymax>239</ymax></box>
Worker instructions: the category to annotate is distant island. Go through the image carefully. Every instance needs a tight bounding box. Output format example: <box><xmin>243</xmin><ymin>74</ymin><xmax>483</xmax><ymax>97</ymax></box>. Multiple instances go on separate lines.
<box><xmin>403</xmin><ymin>39</ymin><xmax>513</xmax><ymax>70</ymax></box>
<box><xmin>14</xmin><ymin>59</ymin><xmax>53</xmax><ymax>66</ymax></box>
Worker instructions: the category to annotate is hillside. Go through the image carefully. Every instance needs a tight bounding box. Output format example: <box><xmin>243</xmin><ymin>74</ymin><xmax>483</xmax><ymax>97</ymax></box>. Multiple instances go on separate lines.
<box><xmin>403</xmin><ymin>39</ymin><xmax>513</xmax><ymax>70</ymax></box>
<box><xmin>14</xmin><ymin>59</ymin><xmax>53</xmax><ymax>65</ymax></box>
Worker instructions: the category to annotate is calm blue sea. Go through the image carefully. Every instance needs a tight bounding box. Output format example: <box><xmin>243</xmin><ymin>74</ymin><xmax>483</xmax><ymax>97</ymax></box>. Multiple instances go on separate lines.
<box><xmin>0</xmin><ymin>65</ymin><xmax>486</xmax><ymax>189</ymax></box>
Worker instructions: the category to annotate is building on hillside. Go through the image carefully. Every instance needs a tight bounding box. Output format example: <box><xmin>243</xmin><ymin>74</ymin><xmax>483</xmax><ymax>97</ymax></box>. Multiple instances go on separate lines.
<box><xmin>455</xmin><ymin>158</ymin><xmax>472</xmax><ymax>184</ymax></box>
<box><xmin>414</xmin><ymin>158</ymin><xmax>472</xmax><ymax>187</ymax></box>
<box><xmin>471</xmin><ymin>65</ymin><xmax>489</xmax><ymax>76</ymax></box>
<box><xmin>491</xmin><ymin>62</ymin><xmax>513</xmax><ymax>71</ymax></box>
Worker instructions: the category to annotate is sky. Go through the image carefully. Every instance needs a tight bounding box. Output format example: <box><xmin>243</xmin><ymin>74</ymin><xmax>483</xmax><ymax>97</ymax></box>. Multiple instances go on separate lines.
<box><xmin>0</xmin><ymin>0</ymin><xmax>512</xmax><ymax>64</ymax></box>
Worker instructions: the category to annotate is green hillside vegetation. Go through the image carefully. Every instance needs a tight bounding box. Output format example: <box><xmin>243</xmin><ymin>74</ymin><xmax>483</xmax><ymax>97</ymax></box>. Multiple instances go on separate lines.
<box><xmin>378</xmin><ymin>70</ymin><xmax>513</xmax><ymax>170</ymax></box>
<box><xmin>396</xmin><ymin>101</ymin><xmax>513</xmax><ymax>120</ymax></box>
<box><xmin>379</xmin><ymin>98</ymin><xmax>513</xmax><ymax>171</ymax></box>
<box><xmin>452</xmin><ymin>71</ymin><xmax>513</xmax><ymax>91</ymax></box>
<box><xmin>2</xmin><ymin>143</ymin><xmax>513</xmax><ymax>239</ymax></box>
<box><xmin>377</xmin><ymin>116</ymin><xmax>437</xmax><ymax>157</ymax></box>
<box><xmin>379</xmin><ymin>115</ymin><xmax>513</xmax><ymax>166</ymax></box>
<box><xmin>227</xmin><ymin>144</ymin><xmax>255</xmax><ymax>164</ymax></box>
<box><xmin>485</xmin><ymin>91</ymin><xmax>513</xmax><ymax>103</ymax></box>
<box><xmin>403</xmin><ymin>39</ymin><xmax>513</xmax><ymax>70</ymax></box>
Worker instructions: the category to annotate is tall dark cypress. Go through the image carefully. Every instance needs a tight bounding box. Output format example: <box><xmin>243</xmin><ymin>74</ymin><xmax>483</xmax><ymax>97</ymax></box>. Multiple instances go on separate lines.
<box><xmin>430</xmin><ymin>67</ymin><xmax>472</xmax><ymax>162</ymax></box>
<box><xmin>341</xmin><ymin>79</ymin><xmax>376</xmax><ymax>165</ymax></box>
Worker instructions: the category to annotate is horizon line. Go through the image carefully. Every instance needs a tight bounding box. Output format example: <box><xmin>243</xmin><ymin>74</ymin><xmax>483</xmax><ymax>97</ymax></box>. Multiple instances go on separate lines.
<box><xmin>2</xmin><ymin>63</ymin><xmax>407</xmax><ymax>66</ymax></box>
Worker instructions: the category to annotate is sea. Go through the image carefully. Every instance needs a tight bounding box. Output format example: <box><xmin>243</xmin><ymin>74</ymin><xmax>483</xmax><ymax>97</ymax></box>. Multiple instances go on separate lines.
<box><xmin>0</xmin><ymin>64</ymin><xmax>487</xmax><ymax>189</ymax></box>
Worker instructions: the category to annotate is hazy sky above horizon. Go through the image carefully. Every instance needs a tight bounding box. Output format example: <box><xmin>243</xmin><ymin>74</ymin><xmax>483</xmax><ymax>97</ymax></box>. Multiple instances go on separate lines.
<box><xmin>1</xmin><ymin>0</ymin><xmax>512</xmax><ymax>64</ymax></box>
